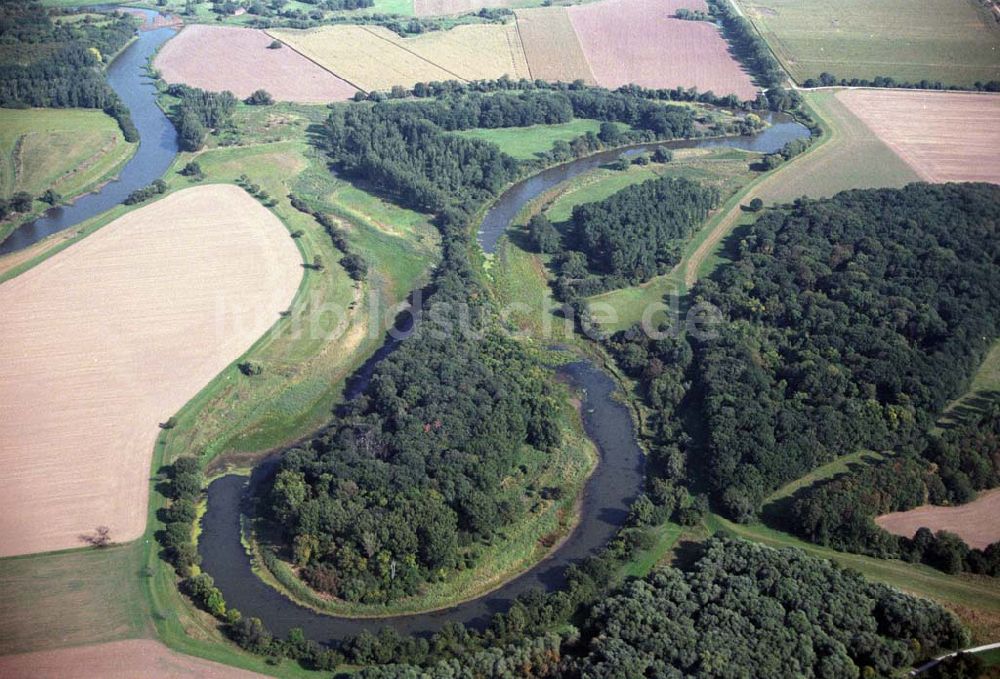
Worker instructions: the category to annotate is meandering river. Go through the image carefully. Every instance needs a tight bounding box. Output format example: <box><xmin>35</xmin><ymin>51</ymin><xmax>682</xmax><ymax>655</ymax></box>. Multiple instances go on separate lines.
<box><xmin>9</xmin><ymin>18</ymin><xmax>809</xmax><ymax>638</ymax></box>
<box><xmin>199</xmin><ymin>117</ymin><xmax>810</xmax><ymax>643</ymax></box>
<box><xmin>0</xmin><ymin>8</ymin><xmax>179</xmax><ymax>255</ymax></box>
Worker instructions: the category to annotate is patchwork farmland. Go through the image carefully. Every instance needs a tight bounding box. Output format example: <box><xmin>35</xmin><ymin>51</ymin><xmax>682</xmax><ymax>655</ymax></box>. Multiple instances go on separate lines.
<box><xmin>734</xmin><ymin>0</ymin><xmax>1000</xmax><ymax>86</ymax></box>
<box><xmin>270</xmin><ymin>23</ymin><xmax>529</xmax><ymax>92</ymax></box>
<box><xmin>568</xmin><ymin>0</ymin><xmax>758</xmax><ymax>98</ymax></box>
<box><xmin>154</xmin><ymin>25</ymin><xmax>358</xmax><ymax>102</ymax></box>
<box><xmin>515</xmin><ymin>6</ymin><xmax>596</xmax><ymax>84</ymax></box>
<box><xmin>837</xmin><ymin>89</ymin><xmax>1000</xmax><ymax>184</ymax></box>
<box><xmin>0</xmin><ymin>185</ymin><xmax>301</xmax><ymax>557</ymax></box>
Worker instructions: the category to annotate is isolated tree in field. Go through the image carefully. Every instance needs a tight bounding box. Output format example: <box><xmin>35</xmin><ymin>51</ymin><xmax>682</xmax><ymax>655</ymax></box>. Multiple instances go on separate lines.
<box><xmin>748</xmin><ymin>197</ymin><xmax>763</xmax><ymax>211</ymax></box>
<box><xmin>179</xmin><ymin>161</ymin><xmax>203</xmax><ymax>179</ymax></box>
<box><xmin>245</xmin><ymin>89</ymin><xmax>274</xmax><ymax>106</ymax></box>
<box><xmin>40</xmin><ymin>189</ymin><xmax>61</xmax><ymax>205</ymax></box>
<box><xmin>267</xmin><ymin>39</ymin><xmax>282</xmax><ymax>49</ymax></box>
<box><xmin>81</xmin><ymin>525</ymin><xmax>112</xmax><ymax>548</ymax></box>
<box><xmin>528</xmin><ymin>214</ymin><xmax>560</xmax><ymax>253</ymax></box>
<box><xmin>312</xmin><ymin>254</ymin><xmax>324</xmax><ymax>271</ymax></box>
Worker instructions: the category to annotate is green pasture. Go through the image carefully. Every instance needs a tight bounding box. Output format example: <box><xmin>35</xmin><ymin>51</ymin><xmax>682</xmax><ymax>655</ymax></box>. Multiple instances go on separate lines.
<box><xmin>456</xmin><ymin>119</ymin><xmax>605</xmax><ymax>160</ymax></box>
<box><xmin>734</xmin><ymin>0</ymin><xmax>1000</xmax><ymax>86</ymax></box>
<box><xmin>0</xmin><ymin>108</ymin><xmax>136</xmax><ymax>242</ymax></box>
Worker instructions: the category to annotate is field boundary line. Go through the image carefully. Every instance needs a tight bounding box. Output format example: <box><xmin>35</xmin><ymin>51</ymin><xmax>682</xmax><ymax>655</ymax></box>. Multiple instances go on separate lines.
<box><xmin>263</xmin><ymin>31</ymin><xmax>369</xmax><ymax>95</ymax></box>
<box><xmin>512</xmin><ymin>16</ymin><xmax>533</xmax><ymax>80</ymax></box>
<box><xmin>359</xmin><ymin>26</ymin><xmax>470</xmax><ymax>84</ymax></box>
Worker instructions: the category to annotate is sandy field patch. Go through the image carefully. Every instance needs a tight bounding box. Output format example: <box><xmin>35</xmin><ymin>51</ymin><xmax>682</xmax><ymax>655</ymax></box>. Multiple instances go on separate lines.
<box><xmin>0</xmin><ymin>184</ymin><xmax>302</xmax><ymax>557</ymax></box>
<box><xmin>515</xmin><ymin>7</ymin><xmax>595</xmax><ymax>84</ymax></box>
<box><xmin>271</xmin><ymin>23</ymin><xmax>528</xmax><ymax>91</ymax></box>
<box><xmin>567</xmin><ymin>0</ymin><xmax>758</xmax><ymax>98</ymax></box>
<box><xmin>876</xmin><ymin>488</ymin><xmax>1000</xmax><ymax>550</ymax></box>
<box><xmin>837</xmin><ymin>90</ymin><xmax>1000</xmax><ymax>185</ymax></box>
<box><xmin>0</xmin><ymin>639</ymin><xmax>264</xmax><ymax>678</ymax></box>
<box><xmin>154</xmin><ymin>25</ymin><xmax>357</xmax><ymax>103</ymax></box>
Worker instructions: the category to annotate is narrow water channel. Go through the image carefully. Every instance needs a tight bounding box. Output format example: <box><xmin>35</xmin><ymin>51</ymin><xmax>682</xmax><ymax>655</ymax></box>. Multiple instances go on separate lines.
<box><xmin>0</xmin><ymin>8</ymin><xmax>179</xmax><ymax>254</ymax></box>
<box><xmin>477</xmin><ymin>113</ymin><xmax>810</xmax><ymax>254</ymax></box>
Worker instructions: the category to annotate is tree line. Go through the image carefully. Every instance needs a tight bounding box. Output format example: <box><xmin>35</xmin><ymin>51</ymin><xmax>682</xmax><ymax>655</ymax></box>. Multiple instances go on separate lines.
<box><xmin>0</xmin><ymin>1</ymin><xmax>139</xmax><ymax>140</ymax></box>
<box><xmin>803</xmin><ymin>71</ymin><xmax>1000</xmax><ymax>93</ymax></box>
<box><xmin>706</xmin><ymin>0</ymin><xmax>785</xmax><ymax>88</ymax></box>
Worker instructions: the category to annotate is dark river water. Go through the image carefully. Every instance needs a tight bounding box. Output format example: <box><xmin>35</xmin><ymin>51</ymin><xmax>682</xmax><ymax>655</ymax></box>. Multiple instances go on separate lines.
<box><xmin>477</xmin><ymin>114</ymin><xmax>810</xmax><ymax>253</ymax></box>
<box><xmin>0</xmin><ymin>9</ymin><xmax>179</xmax><ymax>255</ymax></box>
<box><xmin>198</xmin><ymin>115</ymin><xmax>811</xmax><ymax>644</ymax></box>
<box><xmin>200</xmin><ymin>361</ymin><xmax>644</xmax><ymax>642</ymax></box>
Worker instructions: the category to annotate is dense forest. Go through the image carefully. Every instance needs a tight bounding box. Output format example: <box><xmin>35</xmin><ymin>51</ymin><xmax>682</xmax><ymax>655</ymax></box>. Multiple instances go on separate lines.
<box><xmin>690</xmin><ymin>183</ymin><xmax>1000</xmax><ymax>521</ymax></box>
<box><xmin>325</xmin><ymin>90</ymin><xmax>698</xmax><ymax>214</ymax></box>
<box><xmin>785</xmin><ymin>405</ymin><xmax>1000</xmax><ymax>575</ymax></box>
<box><xmin>354</xmin><ymin>538</ymin><xmax>967</xmax><ymax>677</ymax></box>
<box><xmin>549</xmin><ymin>175</ymin><xmax>720</xmax><ymax>294</ymax></box>
<box><xmin>0</xmin><ymin>1</ymin><xmax>138</xmax><ymax>139</ymax></box>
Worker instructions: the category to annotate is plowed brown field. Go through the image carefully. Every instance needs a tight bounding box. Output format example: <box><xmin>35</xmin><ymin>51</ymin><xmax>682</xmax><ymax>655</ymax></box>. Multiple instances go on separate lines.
<box><xmin>154</xmin><ymin>25</ymin><xmax>358</xmax><ymax>103</ymax></box>
<box><xmin>567</xmin><ymin>0</ymin><xmax>758</xmax><ymax>98</ymax></box>
<box><xmin>838</xmin><ymin>90</ymin><xmax>1000</xmax><ymax>184</ymax></box>
<box><xmin>0</xmin><ymin>640</ymin><xmax>264</xmax><ymax>678</ymax></box>
<box><xmin>0</xmin><ymin>185</ymin><xmax>302</xmax><ymax>557</ymax></box>
<box><xmin>876</xmin><ymin>489</ymin><xmax>1000</xmax><ymax>550</ymax></box>
<box><xmin>515</xmin><ymin>6</ymin><xmax>595</xmax><ymax>84</ymax></box>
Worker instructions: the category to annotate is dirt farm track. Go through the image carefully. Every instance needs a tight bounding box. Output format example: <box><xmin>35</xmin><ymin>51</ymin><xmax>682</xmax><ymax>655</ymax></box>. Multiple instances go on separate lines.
<box><xmin>0</xmin><ymin>185</ymin><xmax>302</xmax><ymax>557</ymax></box>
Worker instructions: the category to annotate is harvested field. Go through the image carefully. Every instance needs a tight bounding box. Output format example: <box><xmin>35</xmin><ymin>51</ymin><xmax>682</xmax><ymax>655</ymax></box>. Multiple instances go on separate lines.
<box><xmin>734</xmin><ymin>0</ymin><xmax>1000</xmax><ymax>87</ymax></box>
<box><xmin>567</xmin><ymin>0</ymin><xmax>758</xmax><ymax>98</ymax></box>
<box><xmin>154</xmin><ymin>25</ymin><xmax>357</xmax><ymax>103</ymax></box>
<box><xmin>270</xmin><ymin>24</ymin><xmax>528</xmax><ymax>92</ymax></box>
<box><xmin>837</xmin><ymin>90</ymin><xmax>1000</xmax><ymax>185</ymax></box>
<box><xmin>414</xmin><ymin>0</ymin><xmax>517</xmax><ymax>17</ymax></box>
<box><xmin>0</xmin><ymin>639</ymin><xmax>264</xmax><ymax>678</ymax></box>
<box><xmin>0</xmin><ymin>184</ymin><xmax>302</xmax><ymax>557</ymax></box>
<box><xmin>876</xmin><ymin>489</ymin><xmax>1000</xmax><ymax>550</ymax></box>
<box><xmin>390</xmin><ymin>23</ymin><xmax>529</xmax><ymax>81</ymax></box>
<box><xmin>515</xmin><ymin>6</ymin><xmax>595</xmax><ymax>84</ymax></box>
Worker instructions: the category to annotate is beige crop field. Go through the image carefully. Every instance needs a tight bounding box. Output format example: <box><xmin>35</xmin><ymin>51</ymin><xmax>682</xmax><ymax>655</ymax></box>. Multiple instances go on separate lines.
<box><xmin>388</xmin><ymin>22</ymin><xmax>529</xmax><ymax>81</ymax></box>
<box><xmin>876</xmin><ymin>489</ymin><xmax>1000</xmax><ymax>550</ymax></box>
<box><xmin>515</xmin><ymin>6</ymin><xmax>596</xmax><ymax>84</ymax></box>
<box><xmin>567</xmin><ymin>0</ymin><xmax>758</xmax><ymax>98</ymax></box>
<box><xmin>0</xmin><ymin>640</ymin><xmax>264</xmax><ymax>678</ymax></box>
<box><xmin>838</xmin><ymin>90</ymin><xmax>1000</xmax><ymax>184</ymax></box>
<box><xmin>154</xmin><ymin>25</ymin><xmax>358</xmax><ymax>103</ymax></box>
<box><xmin>270</xmin><ymin>23</ymin><xmax>528</xmax><ymax>92</ymax></box>
<box><xmin>0</xmin><ymin>184</ymin><xmax>302</xmax><ymax>557</ymax></box>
